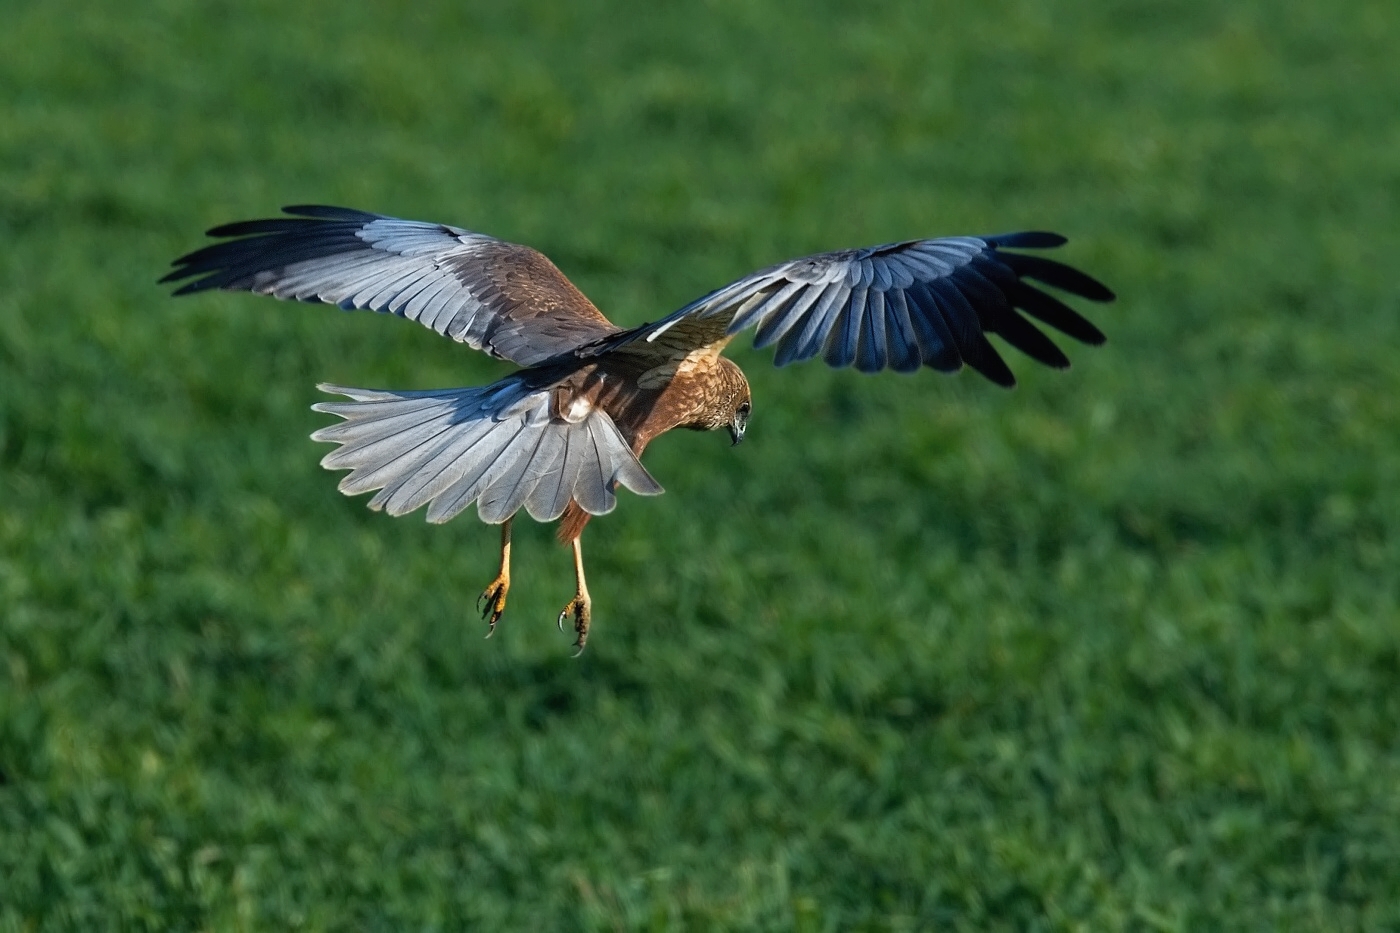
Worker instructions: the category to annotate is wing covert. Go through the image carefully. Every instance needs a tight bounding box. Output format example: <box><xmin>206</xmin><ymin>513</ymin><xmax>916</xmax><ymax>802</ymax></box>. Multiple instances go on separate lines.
<box><xmin>163</xmin><ymin>206</ymin><xmax>619</xmax><ymax>367</ymax></box>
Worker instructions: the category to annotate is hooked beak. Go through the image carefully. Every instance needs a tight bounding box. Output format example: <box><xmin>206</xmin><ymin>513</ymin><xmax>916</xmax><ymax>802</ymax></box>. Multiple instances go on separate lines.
<box><xmin>729</xmin><ymin>404</ymin><xmax>750</xmax><ymax>446</ymax></box>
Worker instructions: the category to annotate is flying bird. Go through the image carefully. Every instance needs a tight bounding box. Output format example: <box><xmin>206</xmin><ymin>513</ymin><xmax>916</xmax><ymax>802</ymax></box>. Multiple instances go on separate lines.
<box><xmin>164</xmin><ymin>205</ymin><xmax>1113</xmax><ymax>650</ymax></box>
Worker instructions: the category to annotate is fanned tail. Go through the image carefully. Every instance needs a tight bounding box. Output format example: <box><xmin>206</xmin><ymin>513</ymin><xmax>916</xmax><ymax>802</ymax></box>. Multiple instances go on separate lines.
<box><xmin>310</xmin><ymin>379</ymin><xmax>662</xmax><ymax>525</ymax></box>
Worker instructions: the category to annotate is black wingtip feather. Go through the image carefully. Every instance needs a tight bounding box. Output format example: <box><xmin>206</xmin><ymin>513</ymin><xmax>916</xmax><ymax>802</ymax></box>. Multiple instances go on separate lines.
<box><xmin>204</xmin><ymin>218</ymin><xmax>289</xmax><ymax>238</ymax></box>
<box><xmin>984</xmin><ymin>231</ymin><xmax>1068</xmax><ymax>249</ymax></box>
<box><xmin>965</xmin><ymin>350</ymin><xmax>1017</xmax><ymax>388</ymax></box>
<box><xmin>1000</xmin><ymin>253</ymin><xmax>1115</xmax><ymax>302</ymax></box>
<box><xmin>990</xmin><ymin>314</ymin><xmax>1073</xmax><ymax>369</ymax></box>
<box><xmin>198</xmin><ymin>206</ymin><xmax>378</xmax><ymax>238</ymax></box>
<box><xmin>282</xmin><ymin>204</ymin><xmax>383</xmax><ymax>222</ymax></box>
<box><xmin>1007</xmin><ymin>282</ymin><xmax>1107</xmax><ymax>346</ymax></box>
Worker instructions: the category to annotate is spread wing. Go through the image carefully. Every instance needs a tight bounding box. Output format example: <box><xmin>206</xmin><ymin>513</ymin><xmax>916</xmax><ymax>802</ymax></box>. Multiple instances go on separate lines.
<box><xmin>162</xmin><ymin>205</ymin><xmax>619</xmax><ymax>367</ymax></box>
<box><xmin>583</xmin><ymin>232</ymin><xmax>1113</xmax><ymax>386</ymax></box>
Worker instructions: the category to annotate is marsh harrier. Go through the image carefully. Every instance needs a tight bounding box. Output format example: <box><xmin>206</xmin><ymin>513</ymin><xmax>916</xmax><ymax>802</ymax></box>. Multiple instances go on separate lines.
<box><xmin>165</xmin><ymin>206</ymin><xmax>1113</xmax><ymax>649</ymax></box>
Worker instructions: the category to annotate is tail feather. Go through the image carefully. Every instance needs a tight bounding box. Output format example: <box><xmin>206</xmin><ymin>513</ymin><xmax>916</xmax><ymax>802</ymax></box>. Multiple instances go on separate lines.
<box><xmin>572</xmin><ymin>422</ymin><xmax>612</xmax><ymax>514</ymax></box>
<box><xmin>311</xmin><ymin>378</ymin><xmax>662</xmax><ymax>525</ymax></box>
<box><xmin>422</xmin><ymin>422</ymin><xmax>532</xmax><ymax>522</ymax></box>
<box><xmin>373</xmin><ymin>418</ymin><xmax>502</xmax><ymax>516</ymax></box>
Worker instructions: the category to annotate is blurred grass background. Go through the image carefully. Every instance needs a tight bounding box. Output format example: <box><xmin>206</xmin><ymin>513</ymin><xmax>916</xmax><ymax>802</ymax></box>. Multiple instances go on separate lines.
<box><xmin>2</xmin><ymin>0</ymin><xmax>1399</xmax><ymax>928</ymax></box>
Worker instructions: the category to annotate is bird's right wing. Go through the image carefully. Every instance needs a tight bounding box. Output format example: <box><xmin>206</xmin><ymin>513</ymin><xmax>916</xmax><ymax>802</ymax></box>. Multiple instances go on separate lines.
<box><xmin>163</xmin><ymin>206</ymin><xmax>620</xmax><ymax>367</ymax></box>
<box><xmin>581</xmin><ymin>232</ymin><xmax>1113</xmax><ymax>387</ymax></box>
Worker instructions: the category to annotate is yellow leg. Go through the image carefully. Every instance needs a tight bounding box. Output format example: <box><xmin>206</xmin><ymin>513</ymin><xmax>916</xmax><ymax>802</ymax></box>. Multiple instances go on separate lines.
<box><xmin>477</xmin><ymin>518</ymin><xmax>512</xmax><ymax>636</ymax></box>
<box><xmin>557</xmin><ymin>536</ymin><xmax>593</xmax><ymax>654</ymax></box>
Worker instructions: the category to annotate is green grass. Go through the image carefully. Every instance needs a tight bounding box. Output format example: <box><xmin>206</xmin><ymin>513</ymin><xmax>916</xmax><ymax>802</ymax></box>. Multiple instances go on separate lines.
<box><xmin>3</xmin><ymin>0</ymin><xmax>1399</xmax><ymax>928</ymax></box>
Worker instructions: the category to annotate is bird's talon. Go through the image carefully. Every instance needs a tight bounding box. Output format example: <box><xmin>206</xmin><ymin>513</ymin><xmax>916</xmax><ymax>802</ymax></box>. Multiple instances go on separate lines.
<box><xmin>558</xmin><ymin>595</ymin><xmax>591</xmax><ymax>655</ymax></box>
<box><xmin>478</xmin><ymin>576</ymin><xmax>509</xmax><ymax>635</ymax></box>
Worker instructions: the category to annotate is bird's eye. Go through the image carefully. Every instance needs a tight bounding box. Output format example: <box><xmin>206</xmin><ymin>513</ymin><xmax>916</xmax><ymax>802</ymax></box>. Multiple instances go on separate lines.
<box><xmin>737</xmin><ymin>401</ymin><xmax>751</xmax><ymax>417</ymax></box>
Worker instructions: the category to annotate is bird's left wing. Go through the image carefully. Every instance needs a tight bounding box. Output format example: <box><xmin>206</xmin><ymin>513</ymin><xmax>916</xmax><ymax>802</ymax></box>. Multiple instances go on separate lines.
<box><xmin>162</xmin><ymin>205</ymin><xmax>619</xmax><ymax>367</ymax></box>
<box><xmin>581</xmin><ymin>233</ymin><xmax>1113</xmax><ymax>386</ymax></box>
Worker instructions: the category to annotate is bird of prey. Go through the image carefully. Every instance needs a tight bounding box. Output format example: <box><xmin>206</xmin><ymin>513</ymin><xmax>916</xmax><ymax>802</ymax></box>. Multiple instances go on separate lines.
<box><xmin>164</xmin><ymin>205</ymin><xmax>1113</xmax><ymax>650</ymax></box>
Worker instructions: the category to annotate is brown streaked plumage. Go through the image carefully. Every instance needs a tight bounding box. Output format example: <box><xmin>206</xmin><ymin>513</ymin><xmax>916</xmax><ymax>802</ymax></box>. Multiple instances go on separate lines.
<box><xmin>164</xmin><ymin>205</ymin><xmax>1114</xmax><ymax>650</ymax></box>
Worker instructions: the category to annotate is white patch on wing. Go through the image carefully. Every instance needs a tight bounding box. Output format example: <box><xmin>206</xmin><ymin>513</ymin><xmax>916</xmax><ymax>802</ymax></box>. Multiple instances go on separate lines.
<box><xmin>564</xmin><ymin>396</ymin><xmax>593</xmax><ymax>423</ymax></box>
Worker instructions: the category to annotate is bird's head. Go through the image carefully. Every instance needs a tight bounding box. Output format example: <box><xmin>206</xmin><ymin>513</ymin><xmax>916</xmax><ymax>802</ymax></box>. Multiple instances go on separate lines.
<box><xmin>678</xmin><ymin>356</ymin><xmax>752</xmax><ymax>444</ymax></box>
<box><xmin>718</xmin><ymin>358</ymin><xmax>752</xmax><ymax>447</ymax></box>
<box><xmin>729</xmin><ymin>396</ymin><xmax>751</xmax><ymax>446</ymax></box>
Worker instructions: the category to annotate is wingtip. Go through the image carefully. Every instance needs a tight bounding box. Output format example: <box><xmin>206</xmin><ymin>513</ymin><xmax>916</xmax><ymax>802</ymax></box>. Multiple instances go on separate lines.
<box><xmin>167</xmin><ymin>279</ymin><xmax>209</xmax><ymax>296</ymax></box>
<box><xmin>203</xmin><ymin>219</ymin><xmax>251</xmax><ymax>237</ymax></box>
<box><xmin>977</xmin><ymin>361</ymin><xmax>1018</xmax><ymax>389</ymax></box>
<box><xmin>985</xmin><ymin>231</ymin><xmax>1069</xmax><ymax>250</ymax></box>
<box><xmin>281</xmin><ymin>204</ymin><xmax>383</xmax><ymax>222</ymax></box>
<box><xmin>1074</xmin><ymin>279</ymin><xmax>1117</xmax><ymax>304</ymax></box>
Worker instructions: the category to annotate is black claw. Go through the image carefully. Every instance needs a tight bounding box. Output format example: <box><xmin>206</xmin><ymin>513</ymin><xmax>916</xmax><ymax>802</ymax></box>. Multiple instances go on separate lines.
<box><xmin>557</xmin><ymin>598</ymin><xmax>589</xmax><ymax>653</ymax></box>
<box><xmin>479</xmin><ymin>585</ymin><xmax>501</xmax><ymax>622</ymax></box>
<box><xmin>479</xmin><ymin>581</ymin><xmax>507</xmax><ymax>634</ymax></box>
